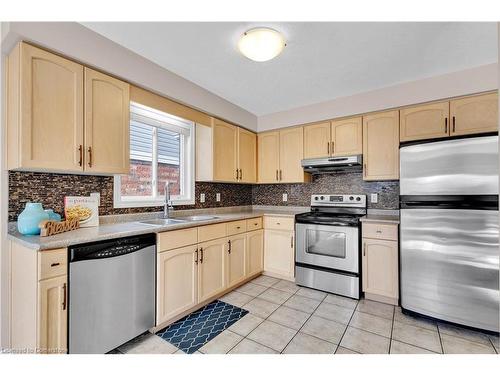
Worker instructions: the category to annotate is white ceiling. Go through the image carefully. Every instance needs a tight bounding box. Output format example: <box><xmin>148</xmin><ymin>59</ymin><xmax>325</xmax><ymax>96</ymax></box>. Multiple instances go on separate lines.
<box><xmin>82</xmin><ymin>22</ymin><xmax>498</xmax><ymax>116</ymax></box>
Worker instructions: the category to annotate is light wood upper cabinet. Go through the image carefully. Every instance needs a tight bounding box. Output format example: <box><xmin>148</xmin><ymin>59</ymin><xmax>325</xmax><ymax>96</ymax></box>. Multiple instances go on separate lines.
<box><xmin>247</xmin><ymin>229</ymin><xmax>264</xmax><ymax>277</ymax></box>
<box><xmin>38</xmin><ymin>275</ymin><xmax>67</xmax><ymax>354</ymax></box>
<box><xmin>258</xmin><ymin>131</ymin><xmax>280</xmax><ymax>183</ymax></box>
<box><xmin>213</xmin><ymin>119</ymin><xmax>238</xmax><ymax>181</ymax></box>
<box><xmin>400</xmin><ymin>101</ymin><xmax>449</xmax><ymax>142</ymax></box>
<box><xmin>196</xmin><ymin>119</ymin><xmax>257</xmax><ymax>183</ymax></box>
<box><xmin>331</xmin><ymin>117</ymin><xmax>363</xmax><ymax>156</ymax></box>
<box><xmin>362</xmin><ymin>238</ymin><xmax>399</xmax><ymax>301</ymax></box>
<box><xmin>198</xmin><ymin>238</ymin><xmax>227</xmax><ymax>303</ymax></box>
<box><xmin>84</xmin><ymin>68</ymin><xmax>130</xmax><ymax>174</ymax></box>
<box><xmin>238</xmin><ymin>127</ymin><xmax>257</xmax><ymax>183</ymax></box>
<box><xmin>7</xmin><ymin>42</ymin><xmax>130</xmax><ymax>175</ymax></box>
<box><xmin>227</xmin><ymin>234</ymin><xmax>247</xmax><ymax>288</ymax></box>
<box><xmin>303</xmin><ymin>122</ymin><xmax>330</xmax><ymax>159</ymax></box>
<box><xmin>279</xmin><ymin>127</ymin><xmax>306</xmax><ymax>183</ymax></box>
<box><xmin>362</xmin><ymin>111</ymin><xmax>399</xmax><ymax>181</ymax></box>
<box><xmin>450</xmin><ymin>93</ymin><xmax>498</xmax><ymax>136</ymax></box>
<box><xmin>7</xmin><ymin>42</ymin><xmax>84</xmax><ymax>172</ymax></box>
<box><xmin>157</xmin><ymin>245</ymin><xmax>198</xmax><ymax>326</ymax></box>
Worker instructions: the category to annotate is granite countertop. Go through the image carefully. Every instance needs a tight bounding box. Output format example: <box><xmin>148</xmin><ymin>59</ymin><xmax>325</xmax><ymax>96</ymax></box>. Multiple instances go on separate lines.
<box><xmin>360</xmin><ymin>214</ymin><xmax>400</xmax><ymax>224</ymax></box>
<box><xmin>8</xmin><ymin>206</ymin><xmax>308</xmax><ymax>251</ymax></box>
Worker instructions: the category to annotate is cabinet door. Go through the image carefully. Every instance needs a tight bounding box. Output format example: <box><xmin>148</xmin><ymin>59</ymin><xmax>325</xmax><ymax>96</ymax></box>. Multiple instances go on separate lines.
<box><xmin>264</xmin><ymin>230</ymin><xmax>294</xmax><ymax>279</ymax></box>
<box><xmin>362</xmin><ymin>111</ymin><xmax>399</xmax><ymax>181</ymax></box>
<box><xmin>279</xmin><ymin>127</ymin><xmax>306</xmax><ymax>183</ymax></box>
<box><xmin>38</xmin><ymin>275</ymin><xmax>67</xmax><ymax>354</ymax></box>
<box><xmin>331</xmin><ymin>117</ymin><xmax>363</xmax><ymax>156</ymax></box>
<box><xmin>227</xmin><ymin>234</ymin><xmax>247</xmax><ymax>288</ymax></box>
<box><xmin>362</xmin><ymin>239</ymin><xmax>398</xmax><ymax>299</ymax></box>
<box><xmin>19</xmin><ymin>43</ymin><xmax>84</xmax><ymax>171</ymax></box>
<box><xmin>157</xmin><ymin>245</ymin><xmax>198</xmax><ymax>326</ymax></box>
<box><xmin>303</xmin><ymin>122</ymin><xmax>330</xmax><ymax>159</ymax></box>
<box><xmin>84</xmin><ymin>68</ymin><xmax>129</xmax><ymax>174</ymax></box>
<box><xmin>198</xmin><ymin>238</ymin><xmax>227</xmax><ymax>303</ymax></box>
<box><xmin>213</xmin><ymin>119</ymin><xmax>238</xmax><ymax>182</ymax></box>
<box><xmin>258</xmin><ymin>131</ymin><xmax>280</xmax><ymax>183</ymax></box>
<box><xmin>238</xmin><ymin>127</ymin><xmax>257</xmax><ymax>183</ymax></box>
<box><xmin>450</xmin><ymin>93</ymin><xmax>498</xmax><ymax>136</ymax></box>
<box><xmin>247</xmin><ymin>229</ymin><xmax>264</xmax><ymax>277</ymax></box>
<box><xmin>400</xmin><ymin>102</ymin><xmax>449</xmax><ymax>142</ymax></box>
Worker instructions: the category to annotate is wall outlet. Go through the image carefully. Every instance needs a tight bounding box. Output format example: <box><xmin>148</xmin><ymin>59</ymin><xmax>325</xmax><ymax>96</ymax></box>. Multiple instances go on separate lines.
<box><xmin>282</xmin><ymin>193</ymin><xmax>288</xmax><ymax>202</ymax></box>
<box><xmin>200</xmin><ymin>193</ymin><xmax>205</xmax><ymax>203</ymax></box>
<box><xmin>216</xmin><ymin>193</ymin><xmax>221</xmax><ymax>202</ymax></box>
<box><xmin>370</xmin><ymin>193</ymin><xmax>378</xmax><ymax>203</ymax></box>
<box><xmin>90</xmin><ymin>192</ymin><xmax>101</xmax><ymax>206</ymax></box>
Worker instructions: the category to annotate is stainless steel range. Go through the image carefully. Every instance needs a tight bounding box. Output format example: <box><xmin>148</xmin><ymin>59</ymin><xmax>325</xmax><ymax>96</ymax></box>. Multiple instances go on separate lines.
<box><xmin>295</xmin><ymin>194</ymin><xmax>366</xmax><ymax>299</ymax></box>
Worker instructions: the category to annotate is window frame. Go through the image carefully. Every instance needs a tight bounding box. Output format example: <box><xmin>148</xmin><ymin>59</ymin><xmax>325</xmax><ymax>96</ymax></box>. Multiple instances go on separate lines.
<box><xmin>113</xmin><ymin>102</ymin><xmax>195</xmax><ymax>208</ymax></box>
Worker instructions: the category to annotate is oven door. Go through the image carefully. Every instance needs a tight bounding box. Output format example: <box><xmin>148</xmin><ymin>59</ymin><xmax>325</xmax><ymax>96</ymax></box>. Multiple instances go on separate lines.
<box><xmin>296</xmin><ymin>223</ymin><xmax>359</xmax><ymax>273</ymax></box>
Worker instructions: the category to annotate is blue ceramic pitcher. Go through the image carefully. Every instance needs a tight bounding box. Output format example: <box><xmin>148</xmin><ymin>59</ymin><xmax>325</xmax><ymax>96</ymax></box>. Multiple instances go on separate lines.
<box><xmin>17</xmin><ymin>203</ymin><xmax>50</xmax><ymax>235</ymax></box>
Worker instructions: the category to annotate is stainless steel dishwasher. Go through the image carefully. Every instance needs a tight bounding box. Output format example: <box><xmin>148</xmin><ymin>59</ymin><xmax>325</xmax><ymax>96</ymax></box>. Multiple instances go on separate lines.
<box><xmin>68</xmin><ymin>234</ymin><xmax>156</xmax><ymax>354</ymax></box>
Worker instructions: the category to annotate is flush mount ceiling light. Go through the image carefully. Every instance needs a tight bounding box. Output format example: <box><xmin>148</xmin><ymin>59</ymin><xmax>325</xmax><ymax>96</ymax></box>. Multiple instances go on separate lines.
<box><xmin>238</xmin><ymin>27</ymin><xmax>286</xmax><ymax>62</ymax></box>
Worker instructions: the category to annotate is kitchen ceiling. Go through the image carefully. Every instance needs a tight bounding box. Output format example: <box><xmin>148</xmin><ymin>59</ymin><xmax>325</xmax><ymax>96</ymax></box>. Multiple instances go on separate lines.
<box><xmin>82</xmin><ymin>22</ymin><xmax>497</xmax><ymax>116</ymax></box>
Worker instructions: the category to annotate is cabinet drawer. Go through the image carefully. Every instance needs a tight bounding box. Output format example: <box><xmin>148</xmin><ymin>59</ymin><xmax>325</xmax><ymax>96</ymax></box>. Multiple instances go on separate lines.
<box><xmin>263</xmin><ymin>216</ymin><xmax>295</xmax><ymax>231</ymax></box>
<box><xmin>38</xmin><ymin>248</ymin><xmax>67</xmax><ymax>280</ymax></box>
<box><xmin>227</xmin><ymin>220</ymin><xmax>247</xmax><ymax>236</ymax></box>
<box><xmin>198</xmin><ymin>223</ymin><xmax>227</xmax><ymax>242</ymax></box>
<box><xmin>362</xmin><ymin>223</ymin><xmax>398</xmax><ymax>241</ymax></box>
<box><xmin>246</xmin><ymin>217</ymin><xmax>263</xmax><ymax>231</ymax></box>
<box><xmin>158</xmin><ymin>228</ymin><xmax>198</xmax><ymax>253</ymax></box>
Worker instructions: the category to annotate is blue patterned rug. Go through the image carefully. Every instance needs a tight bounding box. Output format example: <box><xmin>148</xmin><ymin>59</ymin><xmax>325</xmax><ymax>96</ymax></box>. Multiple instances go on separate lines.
<box><xmin>156</xmin><ymin>300</ymin><xmax>248</xmax><ymax>354</ymax></box>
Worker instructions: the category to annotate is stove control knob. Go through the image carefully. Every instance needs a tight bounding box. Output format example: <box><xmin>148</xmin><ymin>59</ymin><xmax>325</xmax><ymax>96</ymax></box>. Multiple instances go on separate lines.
<box><xmin>320</xmin><ymin>196</ymin><xmax>324</xmax><ymax>200</ymax></box>
<box><xmin>356</xmin><ymin>197</ymin><xmax>361</xmax><ymax>201</ymax></box>
<box><xmin>349</xmin><ymin>196</ymin><xmax>354</xmax><ymax>201</ymax></box>
<box><xmin>314</xmin><ymin>197</ymin><xmax>319</xmax><ymax>201</ymax></box>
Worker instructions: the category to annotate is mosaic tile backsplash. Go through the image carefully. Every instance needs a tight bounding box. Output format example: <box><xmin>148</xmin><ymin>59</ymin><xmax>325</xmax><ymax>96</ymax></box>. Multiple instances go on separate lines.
<box><xmin>8</xmin><ymin>171</ymin><xmax>398</xmax><ymax>221</ymax></box>
<box><xmin>8</xmin><ymin>172</ymin><xmax>252</xmax><ymax>221</ymax></box>
<box><xmin>251</xmin><ymin>172</ymin><xmax>399</xmax><ymax>210</ymax></box>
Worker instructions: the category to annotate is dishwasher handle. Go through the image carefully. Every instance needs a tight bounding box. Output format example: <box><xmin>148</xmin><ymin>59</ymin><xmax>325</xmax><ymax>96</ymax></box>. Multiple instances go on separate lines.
<box><xmin>69</xmin><ymin>234</ymin><xmax>155</xmax><ymax>262</ymax></box>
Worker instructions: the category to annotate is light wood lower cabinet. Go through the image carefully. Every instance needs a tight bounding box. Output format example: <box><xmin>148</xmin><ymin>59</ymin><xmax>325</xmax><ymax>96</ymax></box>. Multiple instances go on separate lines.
<box><xmin>264</xmin><ymin>229</ymin><xmax>295</xmax><ymax>280</ymax></box>
<box><xmin>197</xmin><ymin>238</ymin><xmax>227</xmax><ymax>303</ymax></box>
<box><xmin>246</xmin><ymin>229</ymin><xmax>264</xmax><ymax>277</ymax></box>
<box><xmin>361</xmin><ymin>222</ymin><xmax>399</xmax><ymax>305</ymax></box>
<box><xmin>38</xmin><ymin>276</ymin><xmax>67</xmax><ymax>354</ymax></box>
<box><xmin>157</xmin><ymin>245</ymin><xmax>198</xmax><ymax>325</ymax></box>
<box><xmin>227</xmin><ymin>234</ymin><xmax>247</xmax><ymax>288</ymax></box>
<box><xmin>9</xmin><ymin>242</ymin><xmax>68</xmax><ymax>354</ymax></box>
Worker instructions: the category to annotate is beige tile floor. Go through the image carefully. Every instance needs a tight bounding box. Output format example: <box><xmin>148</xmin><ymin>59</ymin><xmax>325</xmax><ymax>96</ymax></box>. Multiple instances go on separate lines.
<box><xmin>114</xmin><ymin>275</ymin><xmax>499</xmax><ymax>355</ymax></box>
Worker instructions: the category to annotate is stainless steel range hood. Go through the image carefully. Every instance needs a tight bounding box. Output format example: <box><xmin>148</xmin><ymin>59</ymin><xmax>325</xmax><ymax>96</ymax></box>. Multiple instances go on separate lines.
<box><xmin>301</xmin><ymin>155</ymin><xmax>363</xmax><ymax>174</ymax></box>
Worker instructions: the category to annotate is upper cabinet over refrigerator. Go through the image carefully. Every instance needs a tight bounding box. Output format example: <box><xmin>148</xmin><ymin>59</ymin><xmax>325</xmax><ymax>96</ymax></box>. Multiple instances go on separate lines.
<box><xmin>400</xmin><ymin>136</ymin><xmax>499</xmax><ymax>196</ymax></box>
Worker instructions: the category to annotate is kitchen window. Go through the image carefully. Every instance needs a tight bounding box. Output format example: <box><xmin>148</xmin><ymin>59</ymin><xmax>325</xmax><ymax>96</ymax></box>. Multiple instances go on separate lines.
<box><xmin>113</xmin><ymin>102</ymin><xmax>195</xmax><ymax>207</ymax></box>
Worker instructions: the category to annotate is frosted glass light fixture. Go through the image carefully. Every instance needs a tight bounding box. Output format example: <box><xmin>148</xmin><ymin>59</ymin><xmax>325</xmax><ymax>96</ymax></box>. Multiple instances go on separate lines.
<box><xmin>238</xmin><ymin>27</ymin><xmax>286</xmax><ymax>62</ymax></box>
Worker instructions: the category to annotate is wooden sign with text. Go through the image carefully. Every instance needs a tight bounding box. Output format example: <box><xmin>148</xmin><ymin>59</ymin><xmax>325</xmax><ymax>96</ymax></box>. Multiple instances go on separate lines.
<box><xmin>39</xmin><ymin>218</ymin><xmax>80</xmax><ymax>237</ymax></box>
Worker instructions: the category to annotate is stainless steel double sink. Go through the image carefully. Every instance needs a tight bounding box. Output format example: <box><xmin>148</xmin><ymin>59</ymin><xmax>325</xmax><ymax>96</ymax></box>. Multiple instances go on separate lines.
<box><xmin>138</xmin><ymin>215</ymin><xmax>219</xmax><ymax>226</ymax></box>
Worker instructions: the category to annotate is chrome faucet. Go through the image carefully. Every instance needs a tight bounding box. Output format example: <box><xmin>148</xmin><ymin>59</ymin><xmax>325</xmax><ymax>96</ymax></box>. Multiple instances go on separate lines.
<box><xmin>164</xmin><ymin>181</ymin><xmax>174</xmax><ymax>218</ymax></box>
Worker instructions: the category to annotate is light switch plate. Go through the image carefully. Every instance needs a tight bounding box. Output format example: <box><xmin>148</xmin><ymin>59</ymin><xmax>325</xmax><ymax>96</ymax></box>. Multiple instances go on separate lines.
<box><xmin>216</xmin><ymin>193</ymin><xmax>221</xmax><ymax>202</ymax></box>
<box><xmin>90</xmin><ymin>192</ymin><xmax>101</xmax><ymax>206</ymax></box>
<box><xmin>200</xmin><ymin>193</ymin><xmax>205</xmax><ymax>203</ymax></box>
<box><xmin>282</xmin><ymin>193</ymin><xmax>288</xmax><ymax>202</ymax></box>
<box><xmin>370</xmin><ymin>193</ymin><xmax>378</xmax><ymax>203</ymax></box>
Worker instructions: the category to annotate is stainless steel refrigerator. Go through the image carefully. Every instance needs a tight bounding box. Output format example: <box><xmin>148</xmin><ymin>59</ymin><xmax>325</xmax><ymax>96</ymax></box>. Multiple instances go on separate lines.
<box><xmin>400</xmin><ymin>135</ymin><xmax>499</xmax><ymax>333</ymax></box>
